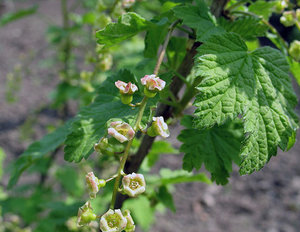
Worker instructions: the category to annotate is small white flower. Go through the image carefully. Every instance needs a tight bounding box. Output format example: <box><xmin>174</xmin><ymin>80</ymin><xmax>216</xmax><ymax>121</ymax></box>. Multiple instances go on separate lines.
<box><xmin>115</xmin><ymin>81</ymin><xmax>138</xmax><ymax>95</ymax></box>
<box><xmin>122</xmin><ymin>173</ymin><xmax>146</xmax><ymax>197</ymax></box>
<box><xmin>141</xmin><ymin>74</ymin><xmax>166</xmax><ymax>92</ymax></box>
<box><xmin>108</xmin><ymin>121</ymin><xmax>135</xmax><ymax>143</ymax></box>
<box><xmin>100</xmin><ymin>209</ymin><xmax>127</xmax><ymax>232</ymax></box>
<box><xmin>147</xmin><ymin>116</ymin><xmax>170</xmax><ymax>138</ymax></box>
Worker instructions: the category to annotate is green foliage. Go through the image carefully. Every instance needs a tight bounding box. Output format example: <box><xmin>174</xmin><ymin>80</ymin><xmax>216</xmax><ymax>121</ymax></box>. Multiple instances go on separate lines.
<box><xmin>178</xmin><ymin>116</ymin><xmax>243</xmax><ymax>184</ymax></box>
<box><xmin>159</xmin><ymin>168</ymin><xmax>211</xmax><ymax>185</ymax></box>
<box><xmin>64</xmin><ymin>69</ymin><xmax>141</xmax><ymax>162</ymax></box>
<box><xmin>173</xmin><ymin>2</ymin><xmax>224</xmax><ymax>42</ymax></box>
<box><xmin>96</xmin><ymin>13</ymin><xmax>149</xmax><ymax>46</ymax></box>
<box><xmin>145</xmin><ymin>141</ymin><xmax>178</xmax><ymax>168</ymax></box>
<box><xmin>218</xmin><ymin>16</ymin><xmax>268</xmax><ymax>41</ymax></box>
<box><xmin>248</xmin><ymin>0</ymin><xmax>277</xmax><ymax>20</ymax></box>
<box><xmin>156</xmin><ymin>185</ymin><xmax>175</xmax><ymax>212</ymax></box>
<box><xmin>144</xmin><ymin>17</ymin><xmax>169</xmax><ymax>58</ymax></box>
<box><xmin>193</xmin><ymin>32</ymin><xmax>298</xmax><ymax>175</ymax></box>
<box><xmin>0</xmin><ymin>5</ymin><xmax>38</xmax><ymax>27</ymax></box>
<box><xmin>123</xmin><ymin>196</ymin><xmax>155</xmax><ymax>231</ymax></box>
<box><xmin>8</xmin><ymin>121</ymin><xmax>72</xmax><ymax>188</ymax></box>
<box><xmin>0</xmin><ymin>147</ymin><xmax>5</xmax><ymax>180</ymax></box>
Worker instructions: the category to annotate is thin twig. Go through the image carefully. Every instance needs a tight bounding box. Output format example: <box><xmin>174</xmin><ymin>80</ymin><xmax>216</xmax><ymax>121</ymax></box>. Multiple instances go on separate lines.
<box><xmin>153</xmin><ymin>20</ymin><xmax>181</xmax><ymax>76</ymax></box>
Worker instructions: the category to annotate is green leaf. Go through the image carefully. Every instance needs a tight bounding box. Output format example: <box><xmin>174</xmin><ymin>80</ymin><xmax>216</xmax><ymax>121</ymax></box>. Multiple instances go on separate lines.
<box><xmin>156</xmin><ymin>185</ymin><xmax>176</xmax><ymax>212</ymax></box>
<box><xmin>159</xmin><ymin>168</ymin><xmax>212</xmax><ymax>185</ymax></box>
<box><xmin>248</xmin><ymin>0</ymin><xmax>276</xmax><ymax>20</ymax></box>
<box><xmin>173</xmin><ymin>2</ymin><xmax>224</xmax><ymax>42</ymax></box>
<box><xmin>144</xmin><ymin>17</ymin><xmax>169</xmax><ymax>58</ymax></box>
<box><xmin>193</xmin><ymin>33</ymin><xmax>298</xmax><ymax>175</ymax></box>
<box><xmin>145</xmin><ymin>141</ymin><xmax>178</xmax><ymax>168</ymax></box>
<box><xmin>218</xmin><ymin>16</ymin><xmax>268</xmax><ymax>41</ymax></box>
<box><xmin>166</xmin><ymin>36</ymin><xmax>187</xmax><ymax>69</ymax></box>
<box><xmin>96</xmin><ymin>13</ymin><xmax>149</xmax><ymax>46</ymax></box>
<box><xmin>64</xmin><ymin>69</ymin><xmax>141</xmax><ymax>162</ymax></box>
<box><xmin>178</xmin><ymin>116</ymin><xmax>243</xmax><ymax>184</ymax></box>
<box><xmin>122</xmin><ymin>196</ymin><xmax>155</xmax><ymax>231</ymax></box>
<box><xmin>0</xmin><ymin>5</ymin><xmax>38</xmax><ymax>27</ymax></box>
<box><xmin>0</xmin><ymin>147</ymin><xmax>5</xmax><ymax>180</ymax></box>
<box><xmin>290</xmin><ymin>59</ymin><xmax>300</xmax><ymax>86</ymax></box>
<box><xmin>8</xmin><ymin>121</ymin><xmax>72</xmax><ymax>188</ymax></box>
<box><xmin>55</xmin><ymin>166</ymin><xmax>85</xmax><ymax>197</ymax></box>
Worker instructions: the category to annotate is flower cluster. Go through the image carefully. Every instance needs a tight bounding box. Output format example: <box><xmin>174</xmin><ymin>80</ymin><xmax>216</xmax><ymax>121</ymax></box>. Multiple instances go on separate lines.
<box><xmin>78</xmin><ymin>74</ymin><xmax>170</xmax><ymax>232</ymax></box>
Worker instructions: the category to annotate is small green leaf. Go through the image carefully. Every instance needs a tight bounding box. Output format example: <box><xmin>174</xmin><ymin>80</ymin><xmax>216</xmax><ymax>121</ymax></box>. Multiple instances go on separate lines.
<box><xmin>96</xmin><ymin>13</ymin><xmax>149</xmax><ymax>46</ymax></box>
<box><xmin>159</xmin><ymin>168</ymin><xmax>212</xmax><ymax>185</ymax></box>
<box><xmin>156</xmin><ymin>185</ymin><xmax>176</xmax><ymax>212</ymax></box>
<box><xmin>193</xmin><ymin>32</ymin><xmax>299</xmax><ymax>175</ymax></box>
<box><xmin>0</xmin><ymin>5</ymin><xmax>38</xmax><ymax>27</ymax></box>
<box><xmin>178</xmin><ymin>116</ymin><xmax>243</xmax><ymax>184</ymax></box>
<box><xmin>248</xmin><ymin>0</ymin><xmax>277</xmax><ymax>20</ymax></box>
<box><xmin>8</xmin><ymin>121</ymin><xmax>72</xmax><ymax>188</ymax></box>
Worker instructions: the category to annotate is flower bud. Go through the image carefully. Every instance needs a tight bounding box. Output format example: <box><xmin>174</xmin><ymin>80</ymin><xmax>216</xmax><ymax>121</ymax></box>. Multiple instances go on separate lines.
<box><xmin>94</xmin><ymin>137</ymin><xmax>115</xmax><ymax>156</ymax></box>
<box><xmin>108</xmin><ymin>121</ymin><xmax>135</xmax><ymax>143</ymax></box>
<box><xmin>100</xmin><ymin>209</ymin><xmax>127</xmax><ymax>232</ymax></box>
<box><xmin>274</xmin><ymin>0</ymin><xmax>288</xmax><ymax>14</ymax></box>
<box><xmin>122</xmin><ymin>173</ymin><xmax>146</xmax><ymax>197</ymax></box>
<box><xmin>147</xmin><ymin>117</ymin><xmax>170</xmax><ymax>138</ymax></box>
<box><xmin>86</xmin><ymin>172</ymin><xmax>106</xmax><ymax>199</ymax></box>
<box><xmin>122</xmin><ymin>0</ymin><xmax>135</xmax><ymax>8</ymax></box>
<box><xmin>115</xmin><ymin>81</ymin><xmax>138</xmax><ymax>104</ymax></box>
<box><xmin>141</xmin><ymin>74</ymin><xmax>166</xmax><ymax>98</ymax></box>
<box><xmin>280</xmin><ymin>11</ymin><xmax>295</xmax><ymax>27</ymax></box>
<box><xmin>123</xmin><ymin>210</ymin><xmax>135</xmax><ymax>232</ymax></box>
<box><xmin>77</xmin><ymin>202</ymin><xmax>97</xmax><ymax>227</ymax></box>
<box><xmin>86</xmin><ymin>172</ymin><xmax>100</xmax><ymax>199</ymax></box>
<box><xmin>289</xmin><ymin>40</ymin><xmax>300</xmax><ymax>61</ymax></box>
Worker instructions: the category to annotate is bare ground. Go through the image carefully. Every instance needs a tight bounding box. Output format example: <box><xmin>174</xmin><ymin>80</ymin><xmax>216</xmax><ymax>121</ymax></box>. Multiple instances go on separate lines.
<box><xmin>1</xmin><ymin>1</ymin><xmax>300</xmax><ymax>232</ymax></box>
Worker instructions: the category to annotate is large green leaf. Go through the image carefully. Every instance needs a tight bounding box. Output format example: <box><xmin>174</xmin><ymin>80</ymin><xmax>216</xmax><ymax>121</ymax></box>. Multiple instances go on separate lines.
<box><xmin>8</xmin><ymin>121</ymin><xmax>72</xmax><ymax>188</ymax></box>
<box><xmin>178</xmin><ymin>116</ymin><xmax>243</xmax><ymax>184</ymax></box>
<box><xmin>95</xmin><ymin>13</ymin><xmax>149</xmax><ymax>46</ymax></box>
<box><xmin>193</xmin><ymin>32</ymin><xmax>299</xmax><ymax>175</ymax></box>
<box><xmin>64</xmin><ymin>69</ymin><xmax>142</xmax><ymax>162</ymax></box>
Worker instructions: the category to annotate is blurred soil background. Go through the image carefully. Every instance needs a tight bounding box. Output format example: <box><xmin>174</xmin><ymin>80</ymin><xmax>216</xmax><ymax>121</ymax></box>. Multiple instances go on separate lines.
<box><xmin>1</xmin><ymin>1</ymin><xmax>300</xmax><ymax>232</ymax></box>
